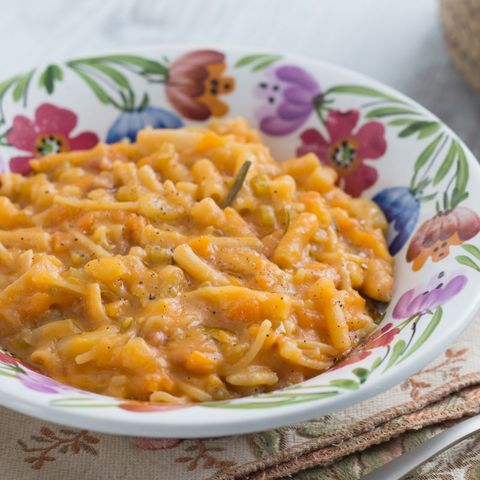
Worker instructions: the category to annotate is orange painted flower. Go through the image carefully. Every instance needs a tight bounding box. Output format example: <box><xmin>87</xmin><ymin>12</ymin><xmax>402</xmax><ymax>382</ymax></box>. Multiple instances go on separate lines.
<box><xmin>119</xmin><ymin>400</ymin><xmax>190</xmax><ymax>412</ymax></box>
<box><xmin>166</xmin><ymin>50</ymin><xmax>235</xmax><ymax>120</ymax></box>
<box><xmin>406</xmin><ymin>207</ymin><xmax>480</xmax><ymax>271</ymax></box>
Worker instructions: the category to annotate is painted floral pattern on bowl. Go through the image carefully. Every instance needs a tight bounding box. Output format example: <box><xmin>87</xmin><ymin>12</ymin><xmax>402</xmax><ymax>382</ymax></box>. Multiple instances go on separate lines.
<box><xmin>165</xmin><ymin>49</ymin><xmax>235</xmax><ymax>120</ymax></box>
<box><xmin>7</xmin><ymin>103</ymin><xmax>98</xmax><ymax>174</ymax></box>
<box><xmin>106</xmin><ymin>107</ymin><xmax>183</xmax><ymax>143</ymax></box>
<box><xmin>254</xmin><ymin>64</ymin><xmax>320</xmax><ymax>136</ymax></box>
<box><xmin>296</xmin><ymin>109</ymin><xmax>386</xmax><ymax>196</ymax></box>
<box><xmin>392</xmin><ymin>271</ymin><xmax>467</xmax><ymax>319</ymax></box>
<box><xmin>0</xmin><ymin>47</ymin><xmax>479</xmax><ymax>438</ymax></box>
<box><xmin>406</xmin><ymin>207</ymin><xmax>480</xmax><ymax>271</ymax></box>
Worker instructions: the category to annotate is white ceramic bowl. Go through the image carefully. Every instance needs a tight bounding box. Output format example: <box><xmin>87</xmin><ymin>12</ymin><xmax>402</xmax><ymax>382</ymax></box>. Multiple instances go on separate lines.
<box><xmin>1</xmin><ymin>45</ymin><xmax>479</xmax><ymax>438</ymax></box>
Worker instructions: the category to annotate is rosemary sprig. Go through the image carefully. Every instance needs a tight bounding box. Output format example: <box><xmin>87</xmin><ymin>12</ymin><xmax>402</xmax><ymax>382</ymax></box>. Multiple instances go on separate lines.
<box><xmin>220</xmin><ymin>161</ymin><xmax>252</xmax><ymax>208</ymax></box>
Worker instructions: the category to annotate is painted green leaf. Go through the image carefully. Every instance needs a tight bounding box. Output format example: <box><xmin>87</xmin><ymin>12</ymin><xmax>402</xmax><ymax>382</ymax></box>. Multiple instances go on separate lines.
<box><xmin>50</xmin><ymin>64</ymin><xmax>63</xmax><ymax>80</ymax></box>
<box><xmin>400</xmin><ymin>308</ymin><xmax>443</xmax><ymax>363</ymax></box>
<box><xmin>204</xmin><ymin>391</ymin><xmax>339</xmax><ymax>409</ymax></box>
<box><xmin>329</xmin><ymin>379</ymin><xmax>359</xmax><ymax>390</ymax></box>
<box><xmin>2</xmin><ymin>362</ymin><xmax>25</xmax><ymax>374</ymax></box>
<box><xmin>324</xmin><ymin>85</ymin><xmax>400</xmax><ymax>101</ymax></box>
<box><xmin>352</xmin><ymin>367</ymin><xmax>369</xmax><ymax>383</ymax></box>
<box><xmin>38</xmin><ymin>64</ymin><xmax>64</xmax><ymax>94</ymax></box>
<box><xmin>443</xmin><ymin>190</ymin><xmax>450</xmax><ymax>211</ymax></box>
<box><xmin>418</xmin><ymin>193</ymin><xmax>438</xmax><ymax>203</ymax></box>
<box><xmin>461</xmin><ymin>244</ymin><xmax>480</xmax><ymax>260</ymax></box>
<box><xmin>415</xmin><ymin>177</ymin><xmax>431</xmax><ymax>193</ymax></box>
<box><xmin>77</xmin><ymin>62</ymin><xmax>130</xmax><ymax>89</ymax></box>
<box><xmin>456</xmin><ymin>255</ymin><xmax>480</xmax><ymax>272</ymax></box>
<box><xmin>0</xmin><ymin>75</ymin><xmax>20</xmax><ymax>99</ymax></box>
<box><xmin>256</xmin><ymin>391</ymin><xmax>338</xmax><ymax>399</ymax></box>
<box><xmin>69</xmin><ymin>67</ymin><xmax>111</xmax><ymax>105</ymax></box>
<box><xmin>397</xmin><ymin>121</ymin><xmax>426</xmax><ymax>137</ymax></box>
<box><xmin>0</xmin><ymin>369</ymin><xmax>17</xmax><ymax>378</ymax></box>
<box><xmin>0</xmin><ymin>75</ymin><xmax>19</xmax><ymax>121</ymax></box>
<box><xmin>413</xmin><ymin>133</ymin><xmax>444</xmax><ymax>176</ymax></box>
<box><xmin>234</xmin><ymin>54</ymin><xmax>267</xmax><ymax>67</ymax></box>
<box><xmin>455</xmin><ymin>142</ymin><xmax>469</xmax><ymax>190</ymax></box>
<box><xmin>433</xmin><ymin>140</ymin><xmax>456</xmax><ymax>186</ymax></box>
<box><xmin>398</xmin><ymin>121</ymin><xmax>439</xmax><ymax>138</ymax></box>
<box><xmin>388</xmin><ymin>118</ymin><xmax>417</xmax><ymax>126</ymax></box>
<box><xmin>235</xmin><ymin>53</ymin><xmax>280</xmax><ymax>68</ymax></box>
<box><xmin>451</xmin><ymin>142</ymin><xmax>469</xmax><ymax>209</ymax></box>
<box><xmin>366</xmin><ymin>106</ymin><xmax>419</xmax><ymax>118</ymax></box>
<box><xmin>12</xmin><ymin>69</ymin><xmax>34</xmax><ymax>105</ymax></box>
<box><xmin>49</xmin><ymin>396</ymin><xmax>117</xmax><ymax>408</ymax></box>
<box><xmin>450</xmin><ymin>191</ymin><xmax>469</xmax><ymax>209</ymax></box>
<box><xmin>417</xmin><ymin>122</ymin><xmax>441</xmax><ymax>139</ymax></box>
<box><xmin>369</xmin><ymin>356</ymin><xmax>382</xmax><ymax>372</ymax></box>
<box><xmin>82</xmin><ymin>55</ymin><xmax>169</xmax><ymax>77</ymax></box>
<box><xmin>383</xmin><ymin>340</ymin><xmax>407</xmax><ymax>371</ymax></box>
<box><xmin>251</xmin><ymin>55</ymin><xmax>283</xmax><ymax>71</ymax></box>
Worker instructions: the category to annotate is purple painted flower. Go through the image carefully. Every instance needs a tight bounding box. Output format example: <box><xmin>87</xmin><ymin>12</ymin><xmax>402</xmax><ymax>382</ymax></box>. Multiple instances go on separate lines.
<box><xmin>20</xmin><ymin>370</ymin><xmax>69</xmax><ymax>394</ymax></box>
<box><xmin>255</xmin><ymin>65</ymin><xmax>320</xmax><ymax>136</ymax></box>
<box><xmin>392</xmin><ymin>271</ymin><xmax>467</xmax><ymax>319</ymax></box>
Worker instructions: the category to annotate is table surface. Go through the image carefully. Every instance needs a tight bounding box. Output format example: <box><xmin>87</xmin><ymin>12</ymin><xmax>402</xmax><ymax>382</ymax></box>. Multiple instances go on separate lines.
<box><xmin>1</xmin><ymin>0</ymin><xmax>479</xmax><ymax>158</ymax></box>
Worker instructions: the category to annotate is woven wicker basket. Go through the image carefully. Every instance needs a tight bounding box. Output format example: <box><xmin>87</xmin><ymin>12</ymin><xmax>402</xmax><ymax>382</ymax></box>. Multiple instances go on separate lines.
<box><xmin>441</xmin><ymin>0</ymin><xmax>480</xmax><ymax>91</ymax></box>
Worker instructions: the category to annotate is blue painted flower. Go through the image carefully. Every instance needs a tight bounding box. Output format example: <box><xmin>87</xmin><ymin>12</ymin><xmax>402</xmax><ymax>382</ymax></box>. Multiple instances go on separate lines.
<box><xmin>106</xmin><ymin>107</ymin><xmax>183</xmax><ymax>143</ymax></box>
<box><xmin>373</xmin><ymin>186</ymin><xmax>420</xmax><ymax>256</ymax></box>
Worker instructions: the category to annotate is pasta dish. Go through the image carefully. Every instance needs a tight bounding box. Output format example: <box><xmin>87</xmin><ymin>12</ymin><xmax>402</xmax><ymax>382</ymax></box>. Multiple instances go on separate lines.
<box><xmin>0</xmin><ymin>118</ymin><xmax>393</xmax><ymax>403</ymax></box>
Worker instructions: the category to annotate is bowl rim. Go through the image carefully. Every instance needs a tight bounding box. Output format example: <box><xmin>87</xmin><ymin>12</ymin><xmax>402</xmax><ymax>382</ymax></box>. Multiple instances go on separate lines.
<box><xmin>1</xmin><ymin>43</ymin><xmax>480</xmax><ymax>438</ymax></box>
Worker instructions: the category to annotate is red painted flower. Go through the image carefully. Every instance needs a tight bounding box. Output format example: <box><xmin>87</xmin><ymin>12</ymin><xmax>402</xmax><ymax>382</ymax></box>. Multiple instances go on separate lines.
<box><xmin>330</xmin><ymin>323</ymin><xmax>399</xmax><ymax>371</ymax></box>
<box><xmin>119</xmin><ymin>401</ymin><xmax>191</xmax><ymax>412</ymax></box>
<box><xmin>363</xmin><ymin>323</ymin><xmax>400</xmax><ymax>350</ymax></box>
<box><xmin>330</xmin><ymin>350</ymin><xmax>371</xmax><ymax>370</ymax></box>
<box><xmin>166</xmin><ymin>50</ymin><xmax>235</xmax><ymax>121</ymax></box>
<box><xmin>296</xmin><ymin>110</ymin><xmax>386</xmax><ymax>196</ymax></box>
<box><xmin>0</xmin><ymin>351</ymin><xmax>17</xmax><ymax>366</ymax></box>
<box><xmin>7</xmin><ymin>103</ymin><xmax>99</xmax><ymax>175</ymax></box>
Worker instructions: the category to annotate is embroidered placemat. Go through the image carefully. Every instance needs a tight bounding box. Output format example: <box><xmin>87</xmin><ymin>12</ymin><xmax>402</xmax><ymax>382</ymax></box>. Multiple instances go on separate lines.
<box><xmin>2</xmin><ymin>316</ymin><xmax>480</xmax><ymax>480</ymax></box>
